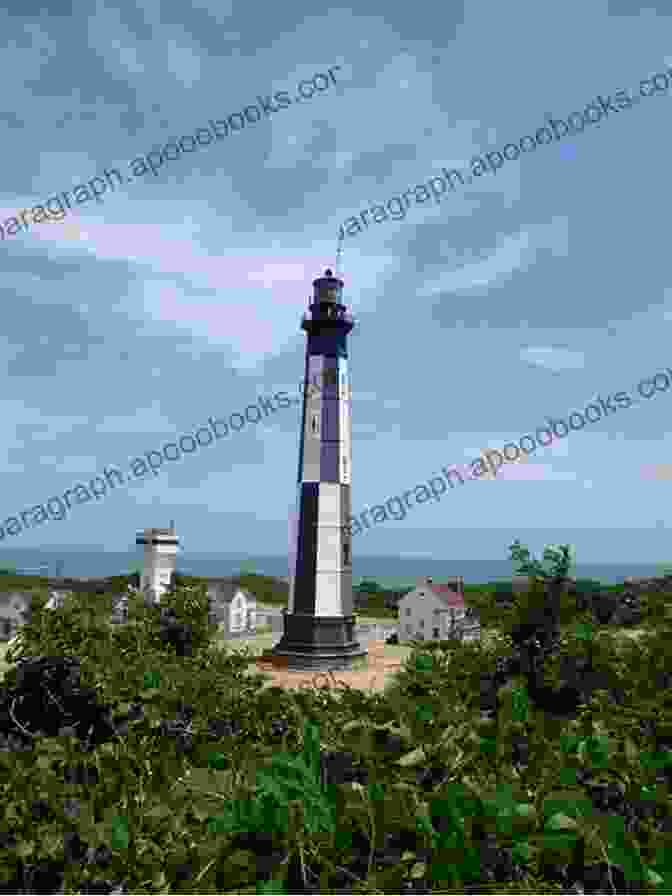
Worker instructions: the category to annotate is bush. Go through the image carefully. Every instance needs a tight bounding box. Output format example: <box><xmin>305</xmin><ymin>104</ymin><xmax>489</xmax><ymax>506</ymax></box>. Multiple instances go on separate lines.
<box><xmin>0</xmin><ymin>555</ymin><xmax>670</xmax><ymax>894</ymax></box>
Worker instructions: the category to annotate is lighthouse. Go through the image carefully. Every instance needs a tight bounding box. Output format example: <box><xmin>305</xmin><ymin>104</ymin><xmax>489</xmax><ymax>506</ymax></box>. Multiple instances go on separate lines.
<box><xmin>270</xmin><ymin>269</ymin><xmax>367</xmax><ymax>670</ymax></box>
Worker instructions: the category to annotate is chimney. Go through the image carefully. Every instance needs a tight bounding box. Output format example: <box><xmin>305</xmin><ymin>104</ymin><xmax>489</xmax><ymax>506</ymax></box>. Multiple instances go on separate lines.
<box><xmin>417</xmin><ymin>576</ymin><xmax>433</xmax><ymax>588</ymax></box>
<box><xmin>445</xmin><ymin>576</ymin><xmax>464</xmax><ymax>596</ymax></box>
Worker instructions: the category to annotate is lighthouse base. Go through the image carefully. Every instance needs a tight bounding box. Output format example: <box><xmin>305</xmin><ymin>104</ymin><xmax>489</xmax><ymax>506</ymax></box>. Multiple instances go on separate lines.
<box><xmin>268</xmin><ymin>612</ymin><xmax>368</xmax><ymax>671</ymax></box>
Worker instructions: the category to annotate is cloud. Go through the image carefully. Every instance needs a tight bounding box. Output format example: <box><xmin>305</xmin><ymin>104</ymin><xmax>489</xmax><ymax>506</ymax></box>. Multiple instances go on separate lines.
<box><xmin>662</xmin><ymin>287</ymin><xmax>672</xmax><ymax>320</ymax></box>
<box><xmin>520</xmin><ymin>346</ymin><xmax>586</xmax><ymax>373</ymax></box>
<box><xmin>640</xmin><ymin>463</ymin><xmax>672</xmax><ymax>481</ymax></box>
<box><xmin>21</xmin><ymin>214</ymin><xmax>334</xmax><ymax>367</ymax></box>
<box><xmin>419</xmin><ymin>230</ymin><xmax>532</xmax><ymax>295</ymax></box>
<box><xmin>418</xmin><ymin>217</ymin><xmax>569</xmax><ymax>297</ymax></box>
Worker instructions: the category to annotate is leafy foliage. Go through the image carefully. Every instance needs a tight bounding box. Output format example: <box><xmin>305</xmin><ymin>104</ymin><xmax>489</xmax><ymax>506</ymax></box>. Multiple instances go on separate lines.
<box><xmin>355</xmin><ymin>580</ymin><xmax>384</xmax><ymax>593</ymax></box>
<box><xmin>0</xmin><ymin>548</ymin><xmax>670</xmax><ymax>893</ymax></box>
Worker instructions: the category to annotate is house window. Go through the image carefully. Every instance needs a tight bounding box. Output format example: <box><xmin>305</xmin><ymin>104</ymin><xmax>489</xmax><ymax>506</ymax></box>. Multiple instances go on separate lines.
<box><xmin>433</xmin><ymin>627</ymin><xmax>439</xmax><ymax>638</ymax></box>
<box><xmin>233</xmin><ymin>612</ymin><xmax>242</xmax><ymax>629</ymax></box>
<box><xmin>419</xmin><ymin>618</ymin><xmax>424</xmax><ymax>628</ymax></box>
<box><xmin>405</xmin><ymin>607</ymin><xmax>411</xmax><ymax>616</ymax></box>
<box><xmin>433</xmin><ymin>608</ymin><xmax>440</xmax><ymax>616</ymax></box>
<box><xmin>405</xmin><ymin>624</ymin><xmax>411</xmax><ymax>634</ymax></box>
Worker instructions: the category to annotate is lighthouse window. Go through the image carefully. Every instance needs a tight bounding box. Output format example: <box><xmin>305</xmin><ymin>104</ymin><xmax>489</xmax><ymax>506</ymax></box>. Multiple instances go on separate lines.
<box><xmin>311</xmin><ymin>414</ymin><xmax>320</xmax><ymax>436</ymax></box>
<box><xmin>343</xmin><ymin>541</ymin><xmax>351</xmax><ymax>566</ymax></box>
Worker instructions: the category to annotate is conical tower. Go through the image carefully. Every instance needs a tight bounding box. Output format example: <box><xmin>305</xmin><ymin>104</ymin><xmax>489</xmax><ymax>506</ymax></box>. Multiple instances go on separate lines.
<box><xmin>270</xmin><ymin>269</ymin><xmax>367</xmax><ymax>670</ymax></box>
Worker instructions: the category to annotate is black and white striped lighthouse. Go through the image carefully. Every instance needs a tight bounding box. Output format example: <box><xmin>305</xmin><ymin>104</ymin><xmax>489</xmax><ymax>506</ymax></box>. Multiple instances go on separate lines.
<box><xmin>270</xmin><ymin>269</ymin><xmax>367</xmax><ymax>670</ymax></box>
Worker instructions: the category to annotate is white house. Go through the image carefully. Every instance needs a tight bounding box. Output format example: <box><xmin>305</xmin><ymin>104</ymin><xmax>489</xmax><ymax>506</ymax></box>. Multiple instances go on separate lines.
<box><xmin>206</xmin><ymin>578</ymin><xmax>258</xmax><ymax>638</ymax></box>
<box><xmin>0</xmin><ymin>589</ymin><xmax>72</xmax><ymax>641</ymax></box>
<box><xmin>397</xmin><ymin>576</ymin><xmax>480</xmax><ymax>643</ymax></box>
<box><xmin>0</xmin><ymin>592</ymin><xmax>33</xmax><ymax>641</ymax></box>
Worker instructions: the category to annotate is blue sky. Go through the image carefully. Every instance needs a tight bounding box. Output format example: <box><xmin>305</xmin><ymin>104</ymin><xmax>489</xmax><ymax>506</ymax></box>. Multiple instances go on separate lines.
<box><xmin>1</xmin><ymin>0</ymin><xmax>671</xmax><ymax>566</ymax></box>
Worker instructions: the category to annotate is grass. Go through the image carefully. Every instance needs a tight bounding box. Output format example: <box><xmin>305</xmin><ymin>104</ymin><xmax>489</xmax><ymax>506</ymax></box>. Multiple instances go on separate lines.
<box><xmin>214</xmin><ymin>629</ymin><xmax>279</xmax><ymax>656</ymax></box>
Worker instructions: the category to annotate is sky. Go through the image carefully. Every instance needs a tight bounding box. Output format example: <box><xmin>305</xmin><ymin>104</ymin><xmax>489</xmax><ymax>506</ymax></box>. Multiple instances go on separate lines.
<box><xmin>0</xmin><ymin>0</ymin><xmax>671</xmax><ymax>566</ymax></box>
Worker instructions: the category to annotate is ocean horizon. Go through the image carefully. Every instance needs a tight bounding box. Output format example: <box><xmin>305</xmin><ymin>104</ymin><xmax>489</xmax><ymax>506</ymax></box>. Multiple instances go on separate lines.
<box><xmin>0</xmin><ymin>548</ymin><xmax>668</xmax><ymax>587</ymax></box>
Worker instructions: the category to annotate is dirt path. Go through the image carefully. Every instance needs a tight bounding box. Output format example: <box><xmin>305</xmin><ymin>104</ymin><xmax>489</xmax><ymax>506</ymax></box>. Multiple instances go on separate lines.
<box><xmin>244</xmin><ymin>639</ymin><xmax>414</xmax><ymax>696</ymax></box>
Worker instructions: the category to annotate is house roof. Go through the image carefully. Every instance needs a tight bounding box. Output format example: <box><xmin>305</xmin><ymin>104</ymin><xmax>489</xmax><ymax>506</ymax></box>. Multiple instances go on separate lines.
<box><xmin>405</xmin><ymin>582</ymin><xmax>467</xmax><ymax>609</ymax></box>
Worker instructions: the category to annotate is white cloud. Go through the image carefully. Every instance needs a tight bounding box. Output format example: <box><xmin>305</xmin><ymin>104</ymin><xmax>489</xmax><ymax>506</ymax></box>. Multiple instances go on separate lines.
<box><xmin>520</xmin><ymin>346</ymin><xmax>586</xmax><ymax>373</ymax></box>
<box><xmin>420</xmin><ymin>218</ymin><xmax>568</xmax><ymax>297</ymax></box>
<box><xmin>419</xmin><ymin>229</ymin><xmax>532</xmax><ymax>295</ymax></box>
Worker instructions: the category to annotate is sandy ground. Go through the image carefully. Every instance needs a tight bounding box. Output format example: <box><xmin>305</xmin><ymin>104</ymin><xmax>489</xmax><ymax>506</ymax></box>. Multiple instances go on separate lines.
<box><xmin>245</xmin><ymin>638</ymin><xmax>415</xmax><ymax>696</ymax></box>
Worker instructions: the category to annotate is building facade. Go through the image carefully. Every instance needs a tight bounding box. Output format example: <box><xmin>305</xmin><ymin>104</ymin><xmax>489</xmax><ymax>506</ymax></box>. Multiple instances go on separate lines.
<box><xmin>0</xmin><ymin>589</ymin><xmax>74</xmax><ymax>641</ymax></box>
<box><xmin>0</xmin><ymin>592</ymin><xmax>33</xmax><ymax>640</ymax></box>
<box><xmin>206</xmin><ymin>578</ymin><xmax>257</xmax><ymax>638</ymax></box>
<box><xmin>136</xmin><ymin>524</ymin><xmax>179</xmax><ymax>606</ymax></box>
<box><xmin>397</xmin><ymin>576</ymin><xmax>480</xmax><ymax>643</ymax></box>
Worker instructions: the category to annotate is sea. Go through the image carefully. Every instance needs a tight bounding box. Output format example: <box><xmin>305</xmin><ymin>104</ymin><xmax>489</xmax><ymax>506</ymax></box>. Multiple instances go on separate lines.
<box><xmin>0</xmin><ymin>548</ymin><xmax>667</xmax><ymax>587</ymax></box>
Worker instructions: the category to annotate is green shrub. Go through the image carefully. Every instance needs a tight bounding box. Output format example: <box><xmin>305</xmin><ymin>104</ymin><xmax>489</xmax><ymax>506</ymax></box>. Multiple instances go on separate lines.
<box><xmin>0</xmin><ymin>553</ymin><xmax>669</xmax><ymax>894</ymax></box>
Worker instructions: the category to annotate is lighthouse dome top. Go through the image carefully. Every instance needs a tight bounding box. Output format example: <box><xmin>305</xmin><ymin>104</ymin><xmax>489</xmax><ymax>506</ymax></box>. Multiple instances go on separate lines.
<box><xmin>312</xmin><ymin>269</ymin><xmax>343</xmax><ymax>304</ymax></box>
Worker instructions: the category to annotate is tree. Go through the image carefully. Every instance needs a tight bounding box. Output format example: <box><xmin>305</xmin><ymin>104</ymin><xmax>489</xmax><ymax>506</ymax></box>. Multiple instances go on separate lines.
<box><xmin>505</xmin><ymin>540</ymin><xmax>582</xmax><ymax>689</ymax></box>
<box><xmin>355</xmin><ymin>580</ymin><xmax>383</xmax><ymax>593</ymax></box>
<box><xmin>509</xmin><ymin>539</ymin><xmax>573</xmax><ymax>580</ymax></box>
<box><xmin>509</xmin><ymin>539</ymin><xmax>574</xmax><ymax>632</ymax></box>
